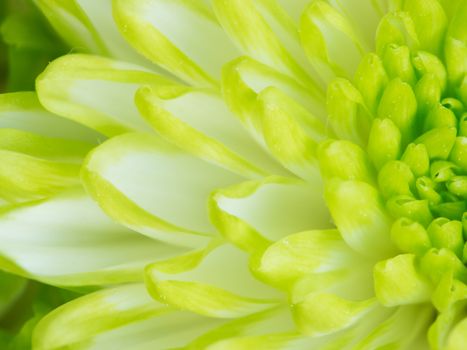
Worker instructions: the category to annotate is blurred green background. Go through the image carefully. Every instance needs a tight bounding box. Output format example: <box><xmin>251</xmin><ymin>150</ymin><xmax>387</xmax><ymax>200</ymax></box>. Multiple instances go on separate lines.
<box><xmin>0</xmin><ymin>0</ymin><xmax>67</xmax><ymax>92</ymax></box>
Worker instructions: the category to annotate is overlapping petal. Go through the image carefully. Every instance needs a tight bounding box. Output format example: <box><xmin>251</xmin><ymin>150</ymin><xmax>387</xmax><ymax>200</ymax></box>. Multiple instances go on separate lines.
<box><xmin>36</xmin><ymin>54</ymin><xmax>177</xmax><ymax>136</ymax></box>
<box><xmin>0</xmin><ymin>0</ymin><xmax>465</xmax><ymax>349</ymax></box>
<box><xmin>82</xmin><ymin>132</ymin><xmax>244</xmax><ymax>247</ymax></box>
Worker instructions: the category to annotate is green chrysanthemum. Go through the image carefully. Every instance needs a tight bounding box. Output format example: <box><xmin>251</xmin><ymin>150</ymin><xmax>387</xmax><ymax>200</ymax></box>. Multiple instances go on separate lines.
<box><xmin>0</xmin><ymin>0</ymin><xmax>466</xmax><ymax>349</ymax></box>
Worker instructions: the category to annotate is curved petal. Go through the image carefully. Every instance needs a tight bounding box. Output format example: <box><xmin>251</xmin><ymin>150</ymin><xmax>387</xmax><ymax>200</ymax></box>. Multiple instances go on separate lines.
<box><xmin>222</xmin><ymin>58</ymin><xmax>328</xmax><ymax>179</ymax></box>
<box><xmin>209</xmin><ymin>303</ymin><xmax>431</xmax><ymax>349</ymax></box>
<box><xmin>213</xmin><ymin>0</ymin><xmax>320</xmax><ymax>89</ymax></box>
<box><xmin>293</xmin><ymin>293</ymin><xmax>377</xmax><ymax>336</ymax></box>
<box><xmin>135</xmin><ymin>85</ymin><xmax>283</xmax><ymax>178</ymax></box>
<box><xmin>446</xmin><ymin>317</ymin><xmax>467</xmax><ymax>350</ymax></box>
<box><xmin>145</xmin><ymin>244</ymin><xmax>281</xmax><ymax>318</ymax></box>
<box><xmin>75</xmin><ymin>0</ymin><xmax>169</xmax><ymax>68</ymax></box>
<box><xmin>400</xmin><ymin>0</ymin><xmax>447</xmax><ymax>55</ymax></box>
<box><xmin>34</xmin><ymin>284</ymin><xmax>298</xmax><ymax>350</ymax></box>
<box><xmin>0</xmin><ymin>129</ymin><xmax>93</xmax><ymax>163</ymax></box>
<box><xmin>300</xmin><ymin>1</ymin><xmax>367</xmax><ymax>85</ymax></box>
<box><xmin>375</xmin><ymin>11</ymin><xmax>420</xmax><ymax>55</ymax></box>
<box><xmin>353</xmin><ymin>304</ymin><xmax>433</xmax><ymax>350</ymax></box>
<box><xmin>34</xmin><ymin>0</ymin><xmax>109</xmax><ymax>54</ymax></box>
<box><xmin>222</xmin><ymin>57</ymin><xmax>325</xmax><ymax>124</ymax></box>
<box><xmin>0</xmin><ymin>92</ymin><xmax>99</xmax><ymax>203</ymax></box>
<box><xmin>258</xmin><ymin>87</ymin><xmax>329</xmax><ymax>181</ymax></box>
<box><xmin>0</xmin><ymin>149</ymin><xmax>80</xmax><ymax>203</ymax></box>
<box><xmin>276</xmin><ymin>0</ymin><xmax>312</xmax><ymax>23</ymax></box>
<box><xmin>324</xmin><ymin>179</ymin><xmax>397</xmax><ymax>258</ymax></box>
<box><xmin>83</xmin><ymin>132</ymin><xmax>244</xmax><ymax>247</ymax></box>
<box><xmin>113</xmin><ymin>0</ymin><xmax>240</xmax><ymax>86</ymax></box>
<box><xmin>318</xmin><ymin>140</ymin><xmax>376</xmax><ymax>184</ymax></box>
<box><xmin>0</xmin><ymin>189</ymin><xmax>186</xmax><ymax>286</ymax></box>
<box><xmin>188</xmin><ymin>307</ymin><xmax>299</xmax><ymax>350</ymax></box>
<box><xmin>209</xmin><ymin>177</ymin><xmax>332</xmax><ymax>253</ymax></box>
<box><xmin>0</xmin><ymin>92</ymin><xmax>101</xmax><ymax>142</ymax></box>
<box><xmin>373</xmin><ymin>254</ymin><xmax>433</xmax><ymax>307</ymax></box>
<box><xmin>429</xmin><ymin>300</ymin><xmax>467</xmax><ymax>350</ymax></box>
<box><xmin>328</xmin><ymin>0</ymin><xmax>382</xmax><ymax>48</ymax></box>
<box><xmin>444</xmin><ymin>0</ymin><xmax>467</xmax><ymax>89</ymax></box>
<box><xmin>432</xmin><ymin>272</ymin><xmax>467</xmax><ymax>312</ymax></box>
<box><xmin>294</xmin><ymin>303</ymin><xmax>432</xmax><ymax>349</ymax></box>
<box><xmin>289</xmin><ymin>261</ymin><xmax>375</xmax><ymax>305</ymax></box>
<box><xmin>32</xmin><ymin>283</ymin><xmax>227</xmax><ymax>350</ymax></box>
<box><xmin>326</xmin><ymin>78</ymin><xmax>373</xmax><ymax>147</ymax></box>
<box><xmin>254</xmin><ymin>229</ymin><xmax>360</xmax><ymax>288</ymax></box>
<box><xmin>37</xmin><ymin>54</ymin><xmax>178</xmax><ymax>136</ymax></box>
<box><xmin>34</xmin><ymin>0</ymin><xmax>163</xmax><ymax>71</ymax></box>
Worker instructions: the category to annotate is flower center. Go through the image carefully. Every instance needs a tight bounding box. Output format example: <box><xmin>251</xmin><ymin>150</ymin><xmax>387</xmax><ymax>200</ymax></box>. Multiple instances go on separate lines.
<box><xmin>380</xmin><ymin>97</ymin><xmax>466</xmax><ymax>223</ymax></box>
<box><xmin>369</xmin><ymin>50</ymin><xmax>467</xmax><ymax>275</ymax></box>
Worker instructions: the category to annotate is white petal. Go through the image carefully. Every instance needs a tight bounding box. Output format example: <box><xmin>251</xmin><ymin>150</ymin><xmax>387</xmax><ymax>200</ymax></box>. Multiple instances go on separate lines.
<box><xmin>33</xmin><ymin>283</ymin><xmax>226</xmax><ymax>350</ymax></box>
<box><xmin>113</xmin><ymin>0</ymin><xmax>240</xmax><ymax>85</ymax></box>
<box><xmin>328</xmin><ymin>0</ymin><xmax>381</xmax><ymax>48</ymax></box>
<box><xmin>83</xmin><ymin>132</ymin><xmax>244</xmax><ymax>247</ymax></box>
<box><xmin>135</xmin><ymin>86</ymin><xmax>285</xmax><ymax>178</ymax></box>
<box><xmin>76</xmin><ymin>0</ymin><xmax>165</xmax><ymax>69</ymax></box>
<box><xmin>211</xmin><ymin>177</ymin><xmax>332</xmax><ymax>248</ymax></box>
<box><xmin>213</xmin><ymin>0</ymin><xmax>321</xmax><ymax>89</ymax></box>
<box><xmin>37</xmin><ymin>54</ymin><xmax>176</xmax><ymax>136</ymax></box>
<box><xmin>0</xmin><ymin>92</ymin><xmax>101</xmax><ymax>142</ymax></box>
<box><xmin>0</xmin><ymin>190</ymin><xmax>186</xmax><ymax>286</ymax></box>
<box><xmin>146</xmin><ymin>244</ymin><xmax>281</xmax><ymax>318</ymax></box>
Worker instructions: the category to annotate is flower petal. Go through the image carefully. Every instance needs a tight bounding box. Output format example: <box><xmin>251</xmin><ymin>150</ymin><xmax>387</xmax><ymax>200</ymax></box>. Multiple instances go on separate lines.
<box><xmin>376</xmin><ymin>12</ymin><xmax>420</xmax><ymax>55</ymax></box>
<box><xmin>429</xmin><ymin>300</ymin><xmax>467</xmax><ymax>350</ymax></box>
<box><xmin>325</xmin><ymin>179</ymin><xmax>396</xmax><ymax>257</ymax></box>
<box><xmin>293</xmin><ymin>293</ymin><xmax>377</xmax><ymax>336</ymax></box>
<box><xmin>0</xmin><ymin>128</ymin><xmax>93</xmax><ymax>163</ymax></box>
<box><xmin>145</xmin><ymin>244</ymin><xmax>280</xmax><ymax>318</ymax></box>
<box><xmin>276</xmin><ymin>0</ymin><xmax>311</xmax><ymax>23</ymax></box>
<box><xmin>189</xmin><ymin>307</ymin><xmax>299</xmax><ymax>350</ymax></box>
<box><xmin>210</xmin><ymin>177</ymin><xmax>332</xmax><ymax>252</ymax></box>
<box><xmin>0</xmin><ymin>149</ymin><xmax>80</xmax><ymax>203</ymax></box>
<box><xmin>222</xmin><ymin>58</ymin><xmax>328</xmax><ymax>179</ymax></box>
<box><xmin>35</xmin><ymin>0</ymin><xmax>166</xmax><ymax>70</ymax></box>
<box><xmin>254</xmin><ymin>229</ymin><xmax>360</xmax><ymax>288</ymax></box>
<box><xmin>326</xmin><ymin>78</ymin><xmax>373</xmax><ymax>146</ymax></box>
<box><xmin>37</xmin><ymin>54</ymin><xmax>177</xmax><ymax>136</ymax></box>
<box><xmin>0</xmin><ymin>92</ymin><xmax>99</xmax><ymax>203</ymax></box>
<box><xmin>213</xmin><ymin>0</ymin><xmax>319</xmax><ymax>88</ymax></box>
<box><xmin>113</xmin><ymin>0</ymin><xmax>239</xmax><ymax>86</ymax></box>
<box><xmin>403</xmin><ymin>0</ymin><xmax>447</xmax><ymax>54</ymax></box>
<box><xmin>300</xmin><ymin>1</ymin><xmax>366</xmax><ymax>85</ymax></box>
<box><xmin>432</xmin><ymin>272</ymin><xmax>467</xmax><ymax>312</ymax></box>
<box><xmin>223</xmin><ymin>56</ymin><xmax>325</xmax><ymax>125</ymax></box>
<box><xmin>259</xmin><ymin>87</ymin><xmax>329</xmax><ymax>180</ymax></box>
<box><xmin>354</xmin><ymin>52</ymin><xmax>388</xmax><ymax>114</ymax></box>
<box><xmin>0</xmin><ymin>189</ymin><xmax>186</xmax><ymax>286</ymax></box>
<box><xmin>34</xmin><ymin>0</ymin><xmax>109</xmax><ymax>54</ymax></box>
<box><xmin>328</xmin><ymin>0</ymin><xmax>382</xmax><ymax>47</ymax></box>
<box><xmin>445</xmin><ymin>317</ymin><xmax>467</xmax><ymax>350</ymax></box>
<box><xmin>444</xmin><ymin>1</ymin><xmax>466</xmax><ymax>95</ymax></box>
<box><xmin>83</xmin><ymin>132</ymin><xmax>244</xmax><ymax>247</ymax></box>
<box><xmin>135</xmin><ymin>85</ymin><xmax>282</xmax><ymax>178</ymax></box>
<box><xmin>33</xmin><ymin>283</ymin><xmax>226</xmax><ymax>350</ymax></box>
<box><xmin>373</xmin><ymin>254</ymin><xmax>433</xmax><ymax>307</ymax></box>
<box><xmin>353</xmin><ymin>304</ymin><xmax>433</xmax><ymax>349</ymax></box>
<box><xmin>318</xmin><ymin>139</ymin><xmax>375</xmax><ymax>184</ymax></box>
<box><xmin>0</xmin><ymin>92</ymin><xmax>101</xmax><ymax>142</ymax></box>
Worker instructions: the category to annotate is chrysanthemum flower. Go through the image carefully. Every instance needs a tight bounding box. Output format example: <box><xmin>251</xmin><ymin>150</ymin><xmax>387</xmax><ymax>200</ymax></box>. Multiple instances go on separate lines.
<box><xmin>0</xmin><ymin>0</ymin><xmax>466</xmax><ymax>349</ymax></box>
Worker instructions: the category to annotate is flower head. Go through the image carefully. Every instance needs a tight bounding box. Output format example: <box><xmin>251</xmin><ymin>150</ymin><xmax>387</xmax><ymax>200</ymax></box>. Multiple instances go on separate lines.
<box><xmin>0</xmin><ymin>0</ymin><xmax>466</xmax><ymax>349</ymax></box>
